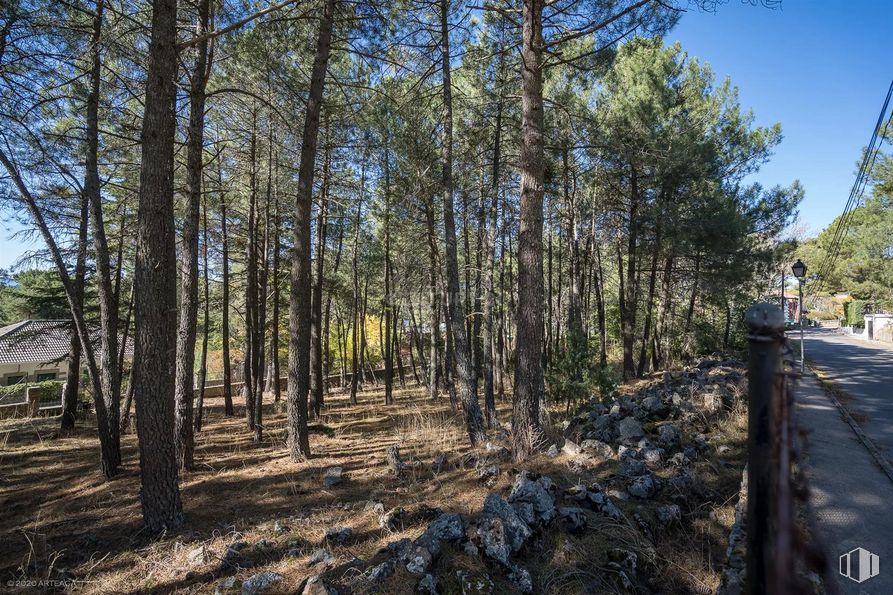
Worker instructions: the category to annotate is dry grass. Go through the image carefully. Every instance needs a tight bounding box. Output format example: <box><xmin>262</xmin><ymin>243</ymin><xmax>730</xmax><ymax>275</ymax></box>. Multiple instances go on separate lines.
<box><xmin>0</xmin><ymin>378</ymin><xmax>748</xmax><ymax>594</ymax></box>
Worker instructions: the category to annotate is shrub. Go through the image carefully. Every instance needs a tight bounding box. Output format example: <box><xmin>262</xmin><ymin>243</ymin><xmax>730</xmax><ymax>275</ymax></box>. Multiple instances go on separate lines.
<box><xmin>844</xmin><ymin>300</ymin><xmax>865</xmax><ymax>327</ymax></box>
<box><xmin>0</xmin><ymin>380</ymin><xmax>66</xmax><ymax>402</ymax></box>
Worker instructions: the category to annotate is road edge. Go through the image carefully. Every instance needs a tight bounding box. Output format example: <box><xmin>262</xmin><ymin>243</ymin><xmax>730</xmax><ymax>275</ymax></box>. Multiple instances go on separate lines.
<box><xmin>806</xmin><ymin>363</ymin><xmax>893</xmax><ymax>485</ymax></box>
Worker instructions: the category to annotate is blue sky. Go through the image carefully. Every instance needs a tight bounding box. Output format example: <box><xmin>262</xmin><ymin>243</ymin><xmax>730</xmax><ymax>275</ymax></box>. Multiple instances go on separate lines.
<box><xmin>670</xmin><ymin>0</ymin><xmax>893</xmax><ymax>237</ymax></box>
<box><xmin>1</xmin><ymin>0</ymin><xmax>891</xmax><ymax>270</ymax></box>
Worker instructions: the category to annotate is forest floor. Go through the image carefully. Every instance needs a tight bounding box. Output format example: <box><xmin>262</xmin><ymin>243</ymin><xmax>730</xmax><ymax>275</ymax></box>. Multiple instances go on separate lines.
<box><xmin>0</xmin><ymin>370</ymin><xmax>747</xmax><ymax>594</ymax></box>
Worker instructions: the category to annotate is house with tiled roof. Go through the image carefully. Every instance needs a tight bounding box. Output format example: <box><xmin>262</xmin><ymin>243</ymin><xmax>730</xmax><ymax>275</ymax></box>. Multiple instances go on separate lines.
<box><xmin>0</xmin><ymin>320</ymin><xmax>82</xmax><ymax>386</ymax></box>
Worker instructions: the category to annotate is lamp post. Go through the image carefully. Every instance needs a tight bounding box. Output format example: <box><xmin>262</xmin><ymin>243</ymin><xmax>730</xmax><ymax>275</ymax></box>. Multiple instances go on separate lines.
<box><xmin>792</xmin><ymin>259</ymin><xmax>807</xmax><ymax>372</ymax></box>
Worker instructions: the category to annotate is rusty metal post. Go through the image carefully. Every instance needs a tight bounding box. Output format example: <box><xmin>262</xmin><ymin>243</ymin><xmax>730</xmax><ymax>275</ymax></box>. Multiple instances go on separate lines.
<box><xmin>745</xmin><ymin>302</ymin><xmax>785</xmax><ymax>595</ymax></box>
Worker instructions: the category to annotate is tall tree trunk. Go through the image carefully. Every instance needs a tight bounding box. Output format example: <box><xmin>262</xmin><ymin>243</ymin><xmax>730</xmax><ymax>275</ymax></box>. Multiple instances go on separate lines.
<box><xmin>310</xmin><ymin>132</ymin><xmax>330</xmax><ymax>416</ymax></box>
<box><xmin>564</xmin><ymin>144</ymin><xmax>586</xmax><ymax>379</ymax></box>
<box><xmin>424</xmin><ymin>200</ymin><xmax>441</xmax><ymax>400</ymax></box>
<box><xmin>133</xmin><ymin>0</ymin><xmax>183</xmax><ymax>531</ymax></box>
<box><xmin>287</xmin><ymin>0</ymin><xmax>336</xmax><ymax>460</ymax></box>
<box><xmin>219</xmin><ymin>156</ymin><xmax>234</xmax><ymax>416</ymax></box>
<box><xmin>383</xmin><ymin>137</ymin><xmax>394</xmax><ymax>405</ymax></box>
<box><xmin>85</xmin><ymin>0</ymin><xmax>121</xmax><ymax>468</ymax></box>
<box><xmin>440</xmin><ymin>0</ymin><xmax>484</xmax><ymax>445</ymax></box>
<box><xmin>195</xmin><ymin>194</ymin><xmax>210</xmax><ymax>432</ymax></box>
<box><xmin>270</xmin><ymin>161</ymin><xmax>282</xmax><ymax>402</ymax></box>
<box><xmin>621</xmin><ymin>166</ymin><xmax>639</xmax><ymax>380</ymax></box>
<box><xmin>652</xmin><ymin>255</ymin><xmax>673</xmax><ymax>370</ymax></box>
<box><xmin>482</xmin><ymin>81</ymin><xmax>503</xmax><ymax>428</ymax></box>
<box><xmin>253</xmin><ymin>121</ymin><xmax>272</xmax><ymax>441</ymax></box>
<box><xmin>323</xmin><ymin>207</ymin><xmax>344</xmax><ymax>397</ymax></box>
<box><xmin>61</xmin><ymin>193</ymin><xmax>88</xmax><ymax>432</ymax></box>
<box><xmin>349</xmin><ymin>164</ymin><xmax>363</xmax><ymax>405</ymax></box>
<box><xmin>174</xmin><ymin>0</ymin><xmax>212</xmax><ymax>469</ymax></box>
<box><xmin>244</xmin><ymin>110</ymin><xmax>259</xmax><ymax>431</ymax></box>
<box><xmin>637</xmin><ymin>223</ymin><xmax>661</xmax><ymax>377</ymax></box>
<box><xmin>513</xmin><ymin>0</ymin><xmax>546</xmax><ymax>459</ymax></box>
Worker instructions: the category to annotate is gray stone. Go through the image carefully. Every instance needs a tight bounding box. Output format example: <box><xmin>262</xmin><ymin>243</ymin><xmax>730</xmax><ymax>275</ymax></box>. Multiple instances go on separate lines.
<box><xmin>668</xmin><ymin>452</ymin><xmax>690</xmax><ymax>467</ymax></box>
<box><xmin>301</xmin><ymin>575</ymin><xmax>337</xmax><ymax>595</ymax></box>
<box><xmin>476</xmin><ymin>494</ymin><xmax>532</xmax><ymax>564</ymax></box>
<box><xmin>656</xmin><ymin>504</ymin><xmax>681</xmax><ymax>526</ymax></box>
<box><xmin>642</xmin><ymin>395</ymin><xmax>660</xmax><ymax>410</ymax></box>
<box><xmin>485</xmin><ymin>442</ymin><xmax>511</xmax><ymax>461</ymax></box>
<box><xmin>590</xmin><ymin>414</ymin><xmax>617</xmax><ymax>443</ymax></box>
<box><xmin>220</xmin><ymin>542</ymin><xmax>251</xmax><ymax>570</ymax></box>
<box><xmin>308</xmin><ymin>547</ymin><xmax>335</xmax><ymax>567</ymax></box>
<box><xmin>702</xmin><ymin>391</ymin><xmax>723</xmax><ymax>414</ymax></box>
<box><xmin>617</xmin><ymin>416</ymin><xmax>644</xmax><ymax>444</ymax></box>
<box><xmin>215</xmin><ymin>576</ymin><xmax>240</xmax><ymax>594</ymax></box>
<box><xmin>404</xmin><ymin>544</ymin><xmax>433</xmax><ymax>575</ymax></box>
<box><xmin>508</xmin><ymin>564</ymin><xmax>533</xmax><ymax>593</ymax></box>
<box><xmin>187</xmin><ymin>544</ymin><xmax>209</xmax><ymax>565</ymax></box>
<box><xmin>379</xmin><ymin>507</ymin><xmax>405</xmax><ymax>532</ymax></box>
<box><xmin>456</xmin><ymin>570</ymin><xmax>494</xmax><ymax>594</ymax></box>
<box><xmin>367</xmin><ymin>559</ymin><xmax>395</xmax><ymax>582</ymax></box>
<box><xmin>325</xmin><ymin>527</ymin><xmax>353</xmax><ymax>545</ymax></box>
<box><xmin>241</xmin><ymin>571</ymin><xmax>284</xmax><ymax>595</ymax></box>
<box><xmin>545</xmin><ymin>444</ymin><xmax>559</xmax><ymax>458</ymax></box>
<box><xmin>477</xmin><ymin>464</ymin><xmax>500</xmax><ymax>482</ymax></box>
<box><xmin>658</xmin><ymin>423</ymin><xmax>681</xmax><ymax>449</ymax></box>
<box><xmin>252</xmin><ymin>539</ymin><xmax>275</xmax><ymax>554</ymax></box>
<box><xmin>322</xmin><ymin>466</ymin><xmax>343</xmax><ymax>487</ymax></box>
<box><xmin>561</xmin><ymin>439</ymin><xmax>581</xmax><ymax>456</ymax></box>
<box><xmin>417</xmin><ymin>573</ymin><xmax>438</xmax><ymax>594</ymax></box>
<box><xmin>588</xmin><ymin>491</ymin><xmax>623</xmax><ymax>520</ymax></box>
<box><xmin>579</xmin><ymin>439</ymin><xmax>614</xmax><ymax>459</ymax></box>
<box><xmin>618</xmin><ymin>456</ymin><xmax>646</xmax><ymax>478</ymax></box>
<box><xmin>628</xmin><ymin>473</ymin><xmax>658</xmax><ymax>499</ymax></box>
<box><xmin>557</xmin><ymin>507</ymin><xmax>587</xmax><ymax>532</ymax></box>
<box><xmin>424</xmin><ymin>512</ymin><xmax>464</xmax><ymax>542</ymax></box>
<box><xmin>416</xmin><ymin>512</ymin><xmax>464</xmax><ymax>556</ymax></box>
<box><xmin>641</xmin><ymin>447</ymin><xmax>664</xmax><ymax>465</ymax></box>
<box><xmin>508</xmin><ymin>472</ymin><xmax>555</xmax><ymax>525</ymax></box>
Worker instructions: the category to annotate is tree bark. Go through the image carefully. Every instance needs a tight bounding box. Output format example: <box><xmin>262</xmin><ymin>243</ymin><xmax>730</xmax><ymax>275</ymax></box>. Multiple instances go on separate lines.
<box><xmin>621</xmin><ymin>165</ymin><xmax>639</xmax><ymax>380</ymax></box>
<box><xmin>244</xmin><ymin>111</ymin><xmax>259</xmax><ymax>432</ymax></box>
<box><xmin>219</xmin><ymin>153</ymin><xmax>234</xmax><ymax>416</ymax></box>
<box><xmin>383</xmin><ymin>136</ymin><xmax>394</xmax><ymax>405</ymax></box>
<box><xmin>61</xmin><ymin>193</ymin><xmax>88</xmax><ymax>432</ymax></box>
<box><xmin>440</xmin><ymin>0</ymin><xmax>484</xmax><ymax>445</ymax></box>
<box><xmin>195</xmin><ymin>194</ymin><xmax>210</xmax><ymax>432</ymax></box>
<box><xmin>310</xmin><ymin>133</ymin><xmax>330</xmax><ymax>416</ymax></box>
<box><xmin>133</xmin><ymin>0</ymin><xmax>183</xmax><ymax>531</ymax></box>
<box><xmin>513</xmin><ymin>0</ymin><xmax>546</xmax><ymax>459</ymax></box>
<box><xmin>84</xmin><ymin>0</ymin><xmax>121</xmax><ymax>468</ymax></box>
<box><xmin>482</xmin><ymin>80</ymin><xmax>503</xmax><ymax>428</ymax></box>
<box><xmin>287</xmin><ymin>0</ymin><xmax>335</xmax><ymax>460</ymax></box>
<box><xmin>637</xmin><ymin>223</ymin><xmax>661</xmax><ymax>377</ymax></box>
<box><xmin>174</xmin><ymin>0</ymin><xmax>212</xmax><ymax>469</ymax></box>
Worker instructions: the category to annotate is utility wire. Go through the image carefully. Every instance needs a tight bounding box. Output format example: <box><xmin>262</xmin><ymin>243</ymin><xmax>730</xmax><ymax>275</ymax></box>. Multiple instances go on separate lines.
<box><xmin>807</xmin><ymin>79</ymin><xmax>893</xmax><ymax>300</ymax></box>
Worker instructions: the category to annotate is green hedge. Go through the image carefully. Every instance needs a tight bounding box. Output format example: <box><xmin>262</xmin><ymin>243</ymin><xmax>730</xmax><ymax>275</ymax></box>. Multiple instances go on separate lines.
<box><xmin>0</xmin><ymin>380</ymin><xmax>66</xmax><ymax>402</ymax></box>
<box><xmin>844</xmin><ymin>300</ymin><xmax>866</xmax><ymax>327</ymax></box>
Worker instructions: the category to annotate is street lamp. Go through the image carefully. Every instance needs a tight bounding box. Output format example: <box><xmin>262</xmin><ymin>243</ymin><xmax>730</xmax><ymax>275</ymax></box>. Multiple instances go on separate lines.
<box><xmin>792</xmin><ymin>259</ymin><xmax>807</xmax><ymax>372</ymax></box>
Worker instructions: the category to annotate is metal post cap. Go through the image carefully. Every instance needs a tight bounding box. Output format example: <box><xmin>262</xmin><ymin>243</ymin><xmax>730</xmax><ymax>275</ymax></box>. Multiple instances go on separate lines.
<box><xmin>745</xmin><ymin>302</ymin><xmax>785</xmax><ymax>334</ymax></box>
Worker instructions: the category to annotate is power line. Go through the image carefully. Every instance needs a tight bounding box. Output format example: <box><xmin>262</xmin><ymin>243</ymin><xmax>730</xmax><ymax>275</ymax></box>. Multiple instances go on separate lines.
<box><xmin>807</xmin><ymin>79</ymin><xmax>893</xmax><ymax>300</ymax></box>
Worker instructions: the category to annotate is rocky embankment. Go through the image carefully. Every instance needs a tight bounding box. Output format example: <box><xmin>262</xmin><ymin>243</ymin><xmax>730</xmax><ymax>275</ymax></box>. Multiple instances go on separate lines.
<box><xmin>222</xmin><ymin>357</ymin><xmax>748</xmax><ymax>594</ymax></box>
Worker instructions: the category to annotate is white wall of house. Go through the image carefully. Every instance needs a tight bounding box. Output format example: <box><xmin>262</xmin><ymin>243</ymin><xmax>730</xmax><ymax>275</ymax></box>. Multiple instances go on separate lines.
<box><xmin>0</xmin><ymin>362</ymin><xmax>71</xmax><ymax>386</ymax></box>
<box><xmin>862</xmin><ymin>314</ymin><xmax>893</xmax><ymax>342</ymax></box>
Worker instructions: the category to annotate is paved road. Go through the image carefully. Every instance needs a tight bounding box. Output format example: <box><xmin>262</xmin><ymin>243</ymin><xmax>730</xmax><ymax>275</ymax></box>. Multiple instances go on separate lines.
<box><xmin>801</xmin><ymin>329</ymin><xmax>893</xmax><ymax>466</ymax></box>
<box><xmin>794</xmin><ymin>329</ymin><xmax>893</xmax><ymax>593</ymax></box>
<box><xmin>798</xmin><ymin>374</ymin><xmax>893</xmax><ymax>594</ymax></box>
